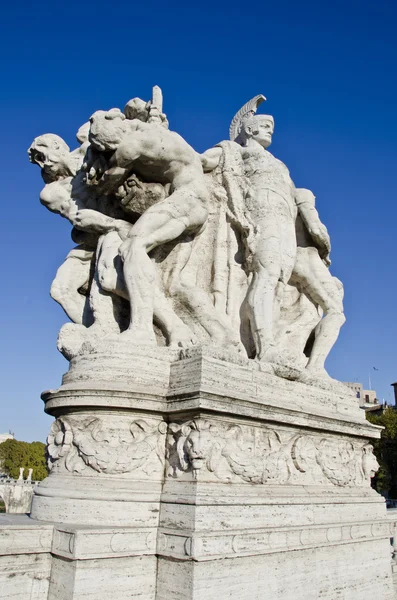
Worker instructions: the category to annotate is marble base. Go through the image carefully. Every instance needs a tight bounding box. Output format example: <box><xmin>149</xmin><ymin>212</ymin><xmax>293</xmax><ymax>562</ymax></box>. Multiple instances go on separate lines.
<box><xmin>1</xmin><ymin>349</ymin><xmax>396</xmax><ymax>599</ymax></box>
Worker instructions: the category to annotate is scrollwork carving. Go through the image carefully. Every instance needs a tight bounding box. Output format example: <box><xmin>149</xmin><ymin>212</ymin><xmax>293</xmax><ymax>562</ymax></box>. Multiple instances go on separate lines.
<box><xmin>47</xmin><ymin>417</ymin><xmax>167</xmax><ymax>475</ymax></box>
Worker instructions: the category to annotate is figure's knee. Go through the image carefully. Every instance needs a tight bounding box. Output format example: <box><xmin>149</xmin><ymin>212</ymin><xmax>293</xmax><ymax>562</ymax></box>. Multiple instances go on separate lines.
<box><xmin>97</xmin><ymin>267</ymin><xmax>117</xmax><ymax>293</ymax></box>
<box><xmin>253</xmin><ymin>263</ymin><xmax>280</xmax><ymax>288</ymax></box>
<box><xmin>50</xmin><ymin>276</ymin><xmax>77</xmax><ymax>304</ymax></box>
<box><xmin>336</xmin><ymin>312</ymin><xmax>346</xmax><ymax>326</ymax></box>
<box><xmin>326</xmin><ymin>305</ymin><xmax>346</xmax><ymax>326</ymax></box>
<box><xmin>50</xmin><ymin>279</ymin><xmax>64</xmax><ymax>304</ymax></box>
<box><xmin>119</xmin><ymin>234</ymin><xmax>145</xmax><ymax>261</ymax></box>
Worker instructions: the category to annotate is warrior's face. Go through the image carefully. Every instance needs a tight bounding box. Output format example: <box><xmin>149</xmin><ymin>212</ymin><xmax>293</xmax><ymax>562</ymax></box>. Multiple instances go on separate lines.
<box><xmin>89</xmin><ymin>109</ymin><xmax>127</xmax><ymax>152</ymax></box>
<box><xmin>251</xmin><ymin>116</ymin><xmax>274</xmax><ymax>148</ymax></box>
<box><xmin>242</xmin><ymin>115</ymin><xmax>274</xmax><ymax>148</ymax></box>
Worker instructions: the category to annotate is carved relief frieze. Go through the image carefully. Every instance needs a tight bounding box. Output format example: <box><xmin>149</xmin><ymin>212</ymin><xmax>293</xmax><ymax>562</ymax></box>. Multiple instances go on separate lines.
<box><xmin>47</xmin><ymin>416</ymin><xmax>167</xmax><ymax>476</ymax></box>
<box><xmin>166</xmin><ymin>418</ymin><xmax>379</xmax><ymax>487</ymax></box>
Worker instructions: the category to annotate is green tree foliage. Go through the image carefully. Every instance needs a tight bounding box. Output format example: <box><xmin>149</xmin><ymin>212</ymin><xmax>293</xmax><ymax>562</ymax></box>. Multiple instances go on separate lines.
<box><xmin>366</xmin><ymin>408</ymin><xmax>397</xmax><ymax>497</ymax></box>
<box><xmin>0</xmin><ymin>439</ymin><xmax>48</xmax><ymax>481</ymax></box>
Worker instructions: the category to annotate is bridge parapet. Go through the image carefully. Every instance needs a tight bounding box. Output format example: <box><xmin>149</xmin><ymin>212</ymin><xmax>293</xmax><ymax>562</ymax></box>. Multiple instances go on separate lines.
<box><xmin>0</xmin><ymin>474</ymin><xmax>39</xmax><ymax>514</ymax></box>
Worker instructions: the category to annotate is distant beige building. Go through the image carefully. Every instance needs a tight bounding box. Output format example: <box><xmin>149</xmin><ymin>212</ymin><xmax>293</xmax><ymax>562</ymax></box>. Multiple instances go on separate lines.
<box><xmin>344</xmin><ymin>382</ymin><xmax>379</xmax><ymax>410</ymax></box>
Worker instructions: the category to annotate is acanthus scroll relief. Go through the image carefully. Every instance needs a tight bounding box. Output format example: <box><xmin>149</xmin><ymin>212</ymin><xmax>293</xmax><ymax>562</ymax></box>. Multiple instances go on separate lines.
<box><xmin>166</xmin><ymin>418</ymin><xmax>379</xmax><ymax>487</ymax></box>
<box><xmin>47</xmin><ymin>417</ymin><xmax>167</xmax><ymax>475</ymax></box>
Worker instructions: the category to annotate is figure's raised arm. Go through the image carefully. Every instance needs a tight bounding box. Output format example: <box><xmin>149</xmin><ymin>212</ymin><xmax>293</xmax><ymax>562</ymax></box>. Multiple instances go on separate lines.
<box><xmin>200</xmin><ymin>147</ymin><xmax>223</xmax><ymax>172</ymax></box>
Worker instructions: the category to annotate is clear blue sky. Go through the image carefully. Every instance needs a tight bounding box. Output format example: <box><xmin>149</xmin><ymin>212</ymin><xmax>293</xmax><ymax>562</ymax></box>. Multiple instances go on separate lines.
<box><xmin>0</xmin><ymin>0</ymin><xmax>396</xmax><ymax>442</ymax></box>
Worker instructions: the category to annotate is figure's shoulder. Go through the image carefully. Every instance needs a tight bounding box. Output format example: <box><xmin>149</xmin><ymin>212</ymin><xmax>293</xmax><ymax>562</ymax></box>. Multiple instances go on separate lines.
<box><xmin>216</xmin><ymin>140</ymin><xmax>242</xmax><ymax>152</ymax></box>
<box><xmin>43</xmin><ymin>176</ymin><xmax>73</xmax><ymax>193</ymax></box>
<box><xmin>215</xmin><ymin>140</ymin><xmax>243</xmax><ymax>162</ymax></box>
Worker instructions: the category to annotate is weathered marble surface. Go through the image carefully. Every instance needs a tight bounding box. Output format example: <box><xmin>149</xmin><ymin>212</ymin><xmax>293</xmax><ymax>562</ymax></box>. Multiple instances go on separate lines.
<box><xmin>0</xmin><ymin>356</ymin><xmax>396</xmax><ymax>599</ymax></box>
<box><xmin>28</xmin><ymin>87</ymin><xmax>344</xmax><ymax>383</ymax></box>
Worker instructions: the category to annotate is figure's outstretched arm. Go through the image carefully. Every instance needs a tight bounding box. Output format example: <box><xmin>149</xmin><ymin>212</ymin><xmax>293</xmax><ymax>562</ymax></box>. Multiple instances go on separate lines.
<box><xmin>200</xmin><ymin>147</ymin><xmax>222</xmax><ymax>172</ymax></box>
<box><xmin>74</xmin><ymin>209</ymin><xmax>132</xmax><ymax>240</ymax></box>
<box><xmin>40</xmin><ymin>180</ymin><xmax>79</xmax><ymax>221</ymax></box>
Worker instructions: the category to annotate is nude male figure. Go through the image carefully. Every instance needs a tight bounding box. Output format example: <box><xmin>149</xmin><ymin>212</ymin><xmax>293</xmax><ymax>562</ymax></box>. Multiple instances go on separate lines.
<box><xmin>28</xmin><ymin>131</ymin><xmax>132</xmax><ymax>338</ymax></box>
<box><xmin>201</xmin><ymin>99</ymin><xmax>298</xmax><ymax>361</ymax></box>
<box><xmin>89</xmin><ymin>105</ymin><xmax>238</xmax><ymax>346</ymax></box>
<box><xmin>291</xmin><ymin>188</ymin><xmax>345</xmax><ymax>377</ymax></box>
<box><xmin>29</xmin><ymin>129</ymin><xmax>199</xmax><ymax>348</ymax></box>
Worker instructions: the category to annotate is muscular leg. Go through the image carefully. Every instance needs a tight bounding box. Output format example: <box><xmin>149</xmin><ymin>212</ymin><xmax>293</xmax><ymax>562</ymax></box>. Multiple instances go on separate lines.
<box><xmin>89</xmin><ymin>232</ymin><xmax>128</xmax><ymax>333</ymax></box>
<box><xmin>293</xmin><ymin>250</ymin><xmax>345</xmax><ymax>374</ymax></box>
<box><xmin>119</xmin><ymin>191</ymin><xmax>207</xmax><ymax>343</ymax></box>
<box><xmin>89</xmin><ymin>271</ymin><xmax>125</xmax><ymax>334</ymax></box>
<box><xmin>50</xmin><ymin>249</ymin><xmax>93</xmax><ymax>324</ymax></box>
<box><xmin>246</xmin><ymin>226</ymin><xmax>284</xmax><ymax>359</ymax></box>
<box><xmin>248</xmin><ymin>266</ymin><xmax>280</xmax><ymax>359</ymax></box>
<box><xmin>246</xmin><ymin>203</ymin><xmax>297</xmax><ymax>361</ymax></box>
<box><xmin>153</xmin><ymin>288</ymin><xmax>198</xmax><ymax>347</ymax></box>
<box><xmin>97</xmin><ymin>230</ymin><xmax>197</xmax><ymax>345</ymax></box>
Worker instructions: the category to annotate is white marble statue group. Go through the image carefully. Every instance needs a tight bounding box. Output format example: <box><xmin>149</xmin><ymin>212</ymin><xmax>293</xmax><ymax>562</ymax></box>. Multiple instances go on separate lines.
<box><xmin>28</xmin><ymin>87</ymin><xmax>345</xmax><ymax>382</ymax></box>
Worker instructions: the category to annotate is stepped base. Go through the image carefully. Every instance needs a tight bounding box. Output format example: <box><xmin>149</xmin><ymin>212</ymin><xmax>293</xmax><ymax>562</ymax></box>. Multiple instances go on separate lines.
<box><xmin>1</xmin><ymin>350</ymin><xmax>395</xmax><ymax>599</ymax></box>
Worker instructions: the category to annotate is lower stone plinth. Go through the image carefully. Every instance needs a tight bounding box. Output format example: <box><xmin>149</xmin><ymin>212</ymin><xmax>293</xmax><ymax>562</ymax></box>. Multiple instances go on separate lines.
<box><xmin>157</xmin><ymin>481</ymin><xmax>395</xmax><ymax>599</ymax></box>
<box><xmin>1</xmin><ymin>350</ymin><xmax>396</xmax><ymax>599</ymax></box>
<box><xmin>0</xmin><ymin>514</ymin><xmax>53</xmax><ymax>600</ymax></box>
<box><xmin>0</xmin><ymin>516</ymin><xmax>157</xmax><ymax>600</ymax></box>
<box><xmin>48</xmin><ymin>524</ymin><xmax>157</xmax><ymax>600</ymax></box>
<box><xmin>49</xmin><ymin>555</ymin><xmax>156</xmax><ymax>600</ymax></box>
<box><xmin>156</xmin><ymin>541</ymin><xmax>395</xmax><ymax>600</ymax></box>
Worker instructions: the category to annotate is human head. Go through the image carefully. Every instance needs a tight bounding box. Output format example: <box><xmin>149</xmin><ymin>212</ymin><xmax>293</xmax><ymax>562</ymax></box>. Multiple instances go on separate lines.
<box><xmin>124</xmin><ymin>97</ymin><xmax>150</xmax><ymax>121</ymax></box>
<box><xmin>76</xmin><ymin>122</ymin><xmax>90</xmax><ymax>144</ymax></box>
<box><xmin>28</xmin><ymin>134</ymin><xmax>71</xmax><ymax>183</ymax></box>
<box><xmin>240</xmin><ymin>114</ymin><xmax>274</xmax><ymax>148</ymax></box>
<box><xmin>89</xmin><ymin>108</ymin><xmax>128</xmax><ymax>152</ymax></box>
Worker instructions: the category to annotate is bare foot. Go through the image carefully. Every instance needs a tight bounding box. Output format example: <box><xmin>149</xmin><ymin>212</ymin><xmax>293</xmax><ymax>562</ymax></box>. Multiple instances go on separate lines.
<box><xmin>214</xmin><ymin>329</ymin><xmax>244</xmax><ymax>352</ymax></box>
<box><xmin>119</xmin><ymin>327</ymin><xmax>157</xmax><ymax>346</ymax></box>
<box><xmin>259</xmin><ymin>347</ymin><xmax>304</xmax><ymax>381</ymax></box>
<box><xmin>168</xmin><ymin>324</ymin><xmax>198</xmax><ymax>348</ymax></box>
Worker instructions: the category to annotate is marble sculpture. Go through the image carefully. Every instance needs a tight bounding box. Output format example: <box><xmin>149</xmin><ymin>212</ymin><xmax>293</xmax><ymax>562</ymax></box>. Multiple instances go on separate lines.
<box><xmin>28</xmin><ymin>86</ymin><xmax>345</xmax><ymax>383</ymax></box>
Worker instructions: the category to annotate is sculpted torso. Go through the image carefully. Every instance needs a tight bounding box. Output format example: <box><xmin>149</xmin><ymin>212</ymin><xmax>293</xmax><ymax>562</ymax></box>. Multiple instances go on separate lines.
<box><xmin>115</xmin><ymin>121</ymin><xmax>204</xmax><ymax>185</ymax></box>
<box><xmin>241</xmin><ymin>147</ymin><xmax>296</xmax><ymax>208</ymax></box>
<box><xmin>89</xmin><ymin>117</ymin><xmax>206</xmax><ymax>199</ymax></box>
<box><xmin>40</xmin><ymin>172</ymin><xmax>127</xmax><ymax>223</ymax></box>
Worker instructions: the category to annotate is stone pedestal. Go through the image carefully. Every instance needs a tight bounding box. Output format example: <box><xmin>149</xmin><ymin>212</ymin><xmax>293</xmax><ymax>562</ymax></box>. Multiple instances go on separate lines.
<box><xmin>1</xmin><ymin>348</ymin><xmax>396</xmax><ymax>599</ymax></box>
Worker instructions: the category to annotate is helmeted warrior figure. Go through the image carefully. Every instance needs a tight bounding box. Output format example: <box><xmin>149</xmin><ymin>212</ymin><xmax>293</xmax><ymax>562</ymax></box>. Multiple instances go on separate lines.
<box><xmin>201</xmin><ymin>95</ymin><xmax>345</xmax><ymax>376</ymax></box>
<box><xmin>201</xmin><ymin>96</ymin><xmax>299</xmax><ymax>363</ymax></box>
